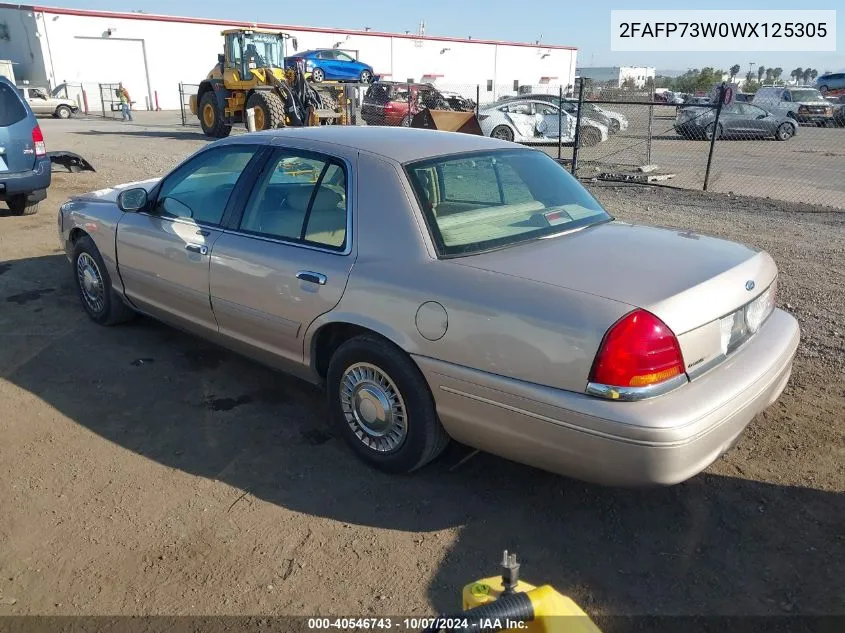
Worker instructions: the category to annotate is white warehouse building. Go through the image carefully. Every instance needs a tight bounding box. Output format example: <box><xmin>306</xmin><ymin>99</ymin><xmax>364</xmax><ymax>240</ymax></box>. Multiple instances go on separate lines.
<box><xmin>0</xmin><ymin>3</ymin><xmax>578</xmax><ymax>110</ymax></box>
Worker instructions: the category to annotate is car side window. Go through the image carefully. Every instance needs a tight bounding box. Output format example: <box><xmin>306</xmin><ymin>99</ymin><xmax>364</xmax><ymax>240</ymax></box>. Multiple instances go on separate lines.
<box><xmin>536</xmin><ymin>103</ymin><xmax>559</xmax><ymax>115</ymax></box>
<box><xmin>238</xmin><ymin>152</ymin><xmax>348</xmax><ymax>250</ymax></box>
<box><xmin>0</xmin><ymin>82</ymin><xmax>28</xmax><ymax>126</ymax></box>
<box><xmin>335</xmin><ymin>52</ymin><xmax>354</xmax><ymax>62</ymax></box>
<box><xmin>153</xmin><ymin>146</ymin><xmax>257</xmax><ymax>225</ymax></box>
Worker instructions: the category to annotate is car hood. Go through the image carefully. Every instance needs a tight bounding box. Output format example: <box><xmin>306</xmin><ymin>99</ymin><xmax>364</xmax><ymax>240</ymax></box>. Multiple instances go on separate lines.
<box><xmin>72</xmin><ymin>178</ymin><xmax>161</xmax><ymax>204</ymax></box>
<box><xmin>449</xmin><ymin>220</ymin><xmax>777</xmax><ymax>335</ymax></box>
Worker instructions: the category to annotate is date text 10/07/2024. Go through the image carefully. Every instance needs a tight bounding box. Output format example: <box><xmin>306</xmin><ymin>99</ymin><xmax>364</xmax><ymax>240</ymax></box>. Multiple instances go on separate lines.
<box><xmin>307</xmin><ymin>617</ymin><xmax>529</xmax><ymax>631</ymax></box>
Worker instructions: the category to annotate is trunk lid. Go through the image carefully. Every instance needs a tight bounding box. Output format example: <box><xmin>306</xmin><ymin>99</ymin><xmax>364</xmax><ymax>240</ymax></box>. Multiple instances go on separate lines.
<box><xmin>449</xmin><ymin>220</ymin><xmax>777</xmax><ymax>335</ymax></box>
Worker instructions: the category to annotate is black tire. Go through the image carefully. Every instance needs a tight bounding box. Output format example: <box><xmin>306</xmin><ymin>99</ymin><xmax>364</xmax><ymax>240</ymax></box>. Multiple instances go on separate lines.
<box><xmin>326</xmin><ymin>335</ymin><xmax>450</xmax><ymax>474</ymax></box>
<box><xmin>491</xmin><ymin>124</ymin><xmax>514</xmax><ymax>141</ymax></box>
<box><xmin>704</xmin><ymin>122</ymin><xmax>722</xmax><ymax>141</ymax></box>
<box><xmin>55</xmin><ymin>105</ymin><xmax>72</xmax><ymax>119</ymax></box>
<box><xmin>775</xmin><ymin>123</ymin><xmax>795</xmax><ymax>141</ymax></box>
<box><xmin>246</xmin><ymin>90</ymin><xmax>285</xmax><ymax>131</ymax></box>
<box><xmin>818</xmin><ymin>85</ymin><xmax>828</xmax><ymax>96</ymax></box>
<box><xmin>360</xmin><ymin>70</ymin><xmax>373</xmax><ymax>84</ymax></box>
<box><xmin>71</xmin><ymin>235</ymin><xmax>135</xmax><ymax>326</ymax></box>
<box><xmin>199</xmin><ymin>91</ymin><xmax>232</xmax><ymax>138</ymax></box>
<box><xmin>311</xmin><ymin>67</ymin><xmax>325</xmax><ymax>83</ymax></box>
<box><xmin>6</xmin><ymin>195</ymin><xmax>39</xmax><ymax>216</ymax></box>
<box><xmin>609</xmin><ymin>119</ymin><xmax>621</xmax><ymax>133</ymax></box>
<box><xmin>578</xmin><ymin>127</ymin><xmax>601</xmax><ymax>147</ymax></box>
<box><xmin>400</xmin><ymin>114</ymin><xmax>411</xmax><ymax>127</ymax></box>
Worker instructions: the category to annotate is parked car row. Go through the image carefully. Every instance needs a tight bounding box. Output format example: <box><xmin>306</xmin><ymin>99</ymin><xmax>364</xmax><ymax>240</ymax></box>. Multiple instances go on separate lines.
<box><xmin>673</xmin><ymin>84</ymin><xmax>845</xmax><ymax>139</ymax></box>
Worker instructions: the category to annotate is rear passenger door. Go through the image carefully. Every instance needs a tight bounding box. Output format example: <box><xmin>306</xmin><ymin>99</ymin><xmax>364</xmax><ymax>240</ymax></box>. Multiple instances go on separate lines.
<box><xmin>210</xmin><ymin>148</ymin><xmax>355</xmax><ymax>366</ymax></box>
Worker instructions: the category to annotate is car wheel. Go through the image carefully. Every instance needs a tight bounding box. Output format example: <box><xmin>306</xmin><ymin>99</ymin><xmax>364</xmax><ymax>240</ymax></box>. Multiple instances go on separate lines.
<box><xmin>71</xmin><ymin>235</ymin><xmax>136</xmax><ymax>326</ymax></box>
<box><xmin>818</xmin><ymin>85</ymin><xmax>828</xmax><ymax>96</ymax></box>
<box><xmin>55</xmin><ymin>105</ymin><xmax>72</xmax><ymax>119</ymax></box>
<box><xmin>704</xmin><ymin>122</ymin><xmax>722</xmax><ymax>141</ymax></box>
<box><xmin>360</xmin><ymin>70</ymin><xmax>373</xmax><ymax>84</ymax></box>
<box><xmin>400</xmin><ymin>114</ymin><xmax>411</xmax><ymax>127</ymax></box>
<box><xmin>198</xmin><ymin>91</ymin><xmax>232</xmax><ymax>138</ymax></box>
<box><xmin>311</xmin><ymin>67</ymin><xmax>325</xmax><ymax>83</ymax></box>
<box><xmin>6</xmin><ymin>195</ymin><xmax>39</xmax><ymax>216</ymax></box>
<box><xmin>326</xmin><ymin>335</ymin><xmax>450</xmax><ymax>474</ymax></box>
<box><xmin>609</xmin><ymin>119</ymin><xmax>621</xmax><ymax>133</ymax></box>
<box><xmin>491</xmin><ymin>124</ymin><xmax>514</xmax><ymax>141</ymax></box>
<box><xmin>246</xmin><ymin>91</ymin><xmax>285</xmax><ymax>130</ymax></box>
<box><xmin>775</xmin><ymin>122</ymin><xmax>795</xmax><ymax>141</ymax></box>
<box><xmin>578</xmin><ymin>127</ymin><xmax>601</xmax><ymax>147</ymax></box>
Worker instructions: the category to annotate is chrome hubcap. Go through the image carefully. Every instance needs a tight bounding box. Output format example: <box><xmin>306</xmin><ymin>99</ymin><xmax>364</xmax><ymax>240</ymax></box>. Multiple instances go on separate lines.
<box><xmin>340</xmin><ymin>363</ymin><xmax>407</xmax><ymax>452</ymax></box>
<box><xmin>76</xmin><ymin>252</ymin><xmax>105</xmax><ymax>314</ymax></box>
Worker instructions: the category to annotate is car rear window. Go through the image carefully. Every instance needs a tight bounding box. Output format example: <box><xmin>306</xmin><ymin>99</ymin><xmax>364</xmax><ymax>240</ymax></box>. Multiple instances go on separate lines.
<box><xmin>406</xmin><ymin>149</ymin><xmax>612</xmax><ymax>257</ymax></box>
<box><xmin>0</xmin><ymin>81</ymin><xmax>28</xmax><ymax>126</ymax></box>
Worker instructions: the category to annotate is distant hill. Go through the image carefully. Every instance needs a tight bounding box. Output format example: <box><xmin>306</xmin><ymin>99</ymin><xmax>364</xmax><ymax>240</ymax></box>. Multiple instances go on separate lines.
<box><xmin>656</xmin><ymin>69</ymin><xmax>686</xmax><ymax>77</ymax></box>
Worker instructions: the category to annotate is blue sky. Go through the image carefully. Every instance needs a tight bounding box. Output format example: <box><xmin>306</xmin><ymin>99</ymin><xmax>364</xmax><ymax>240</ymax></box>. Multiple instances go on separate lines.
<box><xmin>43</xmin><ymin>0</ymin><xmax>844</xmax><ymax>73</ymax></box>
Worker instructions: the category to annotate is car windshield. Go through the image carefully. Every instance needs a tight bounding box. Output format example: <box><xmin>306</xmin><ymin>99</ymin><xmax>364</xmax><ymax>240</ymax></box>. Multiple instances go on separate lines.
<box><xmin>406</xmin><ymin>149</ymin><xmax>612</xmax><ymax>257</ymax></box>
<box><xmin>790</xmin><ymin>89</ymin><xmax>825</xmax><ymax>102</ymax></box>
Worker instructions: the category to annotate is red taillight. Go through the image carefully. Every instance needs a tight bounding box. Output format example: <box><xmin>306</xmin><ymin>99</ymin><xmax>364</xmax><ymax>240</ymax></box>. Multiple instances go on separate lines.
<box><xmin>590</xmin><ymin>310</ymin><xmax>685</xmax><ymax>389</ymax></box>
<box><xmin>32</xmin><ymin>125</ymin><xmax>46</xmax><ymax>157</ymax></box>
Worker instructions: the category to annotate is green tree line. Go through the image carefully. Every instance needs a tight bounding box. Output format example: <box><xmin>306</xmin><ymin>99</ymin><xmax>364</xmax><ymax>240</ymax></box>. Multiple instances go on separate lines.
<box><xmin>653</xmin><ymin>66</ymin><xmax>821</xmax><ymax>94</ymax></box>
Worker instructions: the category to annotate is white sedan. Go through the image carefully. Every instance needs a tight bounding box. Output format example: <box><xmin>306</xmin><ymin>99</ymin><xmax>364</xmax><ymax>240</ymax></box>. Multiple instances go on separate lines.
<box><xmin>478</xmin><ymin>98</ymin><xmax>608</xmax><ymax>147</ymax></box>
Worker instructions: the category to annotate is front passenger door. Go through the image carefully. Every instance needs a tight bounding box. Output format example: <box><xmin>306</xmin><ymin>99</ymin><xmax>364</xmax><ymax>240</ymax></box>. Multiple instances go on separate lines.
<box><xmin>116</xmin><ymin>144</ymin><xmax>262</xmax><ymax>336</ymax></box>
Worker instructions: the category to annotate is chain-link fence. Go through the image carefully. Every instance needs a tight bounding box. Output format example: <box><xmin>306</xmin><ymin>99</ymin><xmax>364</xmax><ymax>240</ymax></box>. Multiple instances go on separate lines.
<box><xmin>98</xmin><ymin>83</ymin><xmax>124</xmax><ymax>120</ymax></box>
<box><xmin>178</xmin><ymin>83</ymin><xmax>200</xmax><ymax>126</ymax></box>
<box><xmin>173</xmin><ymin>78</ymin><xmax>845</xmax><ymax>209</ymax></box>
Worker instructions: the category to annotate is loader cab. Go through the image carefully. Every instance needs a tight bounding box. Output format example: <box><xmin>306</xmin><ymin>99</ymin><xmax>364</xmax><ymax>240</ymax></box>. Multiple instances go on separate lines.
<box><xmin>222</xmin><ymin>30</ymin><xmax>297</xmax><ymax>83</ymax></box>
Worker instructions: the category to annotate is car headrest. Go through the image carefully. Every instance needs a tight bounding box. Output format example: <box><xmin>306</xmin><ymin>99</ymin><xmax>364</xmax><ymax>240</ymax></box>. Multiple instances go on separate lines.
<box><xmin>285</xmin><ymin>187</ymin><xmax>343</xmax><ymax>213</ymax></box>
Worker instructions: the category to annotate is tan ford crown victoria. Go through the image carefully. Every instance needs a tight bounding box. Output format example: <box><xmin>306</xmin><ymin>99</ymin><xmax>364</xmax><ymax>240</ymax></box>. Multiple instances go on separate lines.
<box><xmin>58</xmin><ymin>127</ymin><xmax>800</xmax><ymax>486</ymax></box>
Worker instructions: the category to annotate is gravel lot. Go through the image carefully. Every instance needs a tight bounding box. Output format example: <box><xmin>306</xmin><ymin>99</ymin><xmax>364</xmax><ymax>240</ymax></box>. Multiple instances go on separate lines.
<box><xmin>0</xmin><ymin>116</ymin><xmax>843</xmax><ymax>620</ymax></box>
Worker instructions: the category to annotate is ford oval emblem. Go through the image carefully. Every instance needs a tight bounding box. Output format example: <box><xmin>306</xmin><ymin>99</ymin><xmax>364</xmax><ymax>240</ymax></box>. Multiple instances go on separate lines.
<box><xmin>745</xmin><ymin>280</ymin><xmax>755</xmax><ymax>291</ymax></box>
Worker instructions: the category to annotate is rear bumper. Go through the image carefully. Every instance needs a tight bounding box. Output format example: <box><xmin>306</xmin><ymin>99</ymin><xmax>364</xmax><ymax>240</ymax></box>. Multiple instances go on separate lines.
<box><xmin>795</xmin><ymin>113</ymin><xmax>834</xmax><ymax>124</ymax></box>
<box><xmin>0</xmin><ymin>157</ymin><xmax>51</xmax><ymax>199</ymax></box>
<box><xmin>416</xmin><ymin>309</ymin><xmax>800</xmax><ymax>486</ymax></box>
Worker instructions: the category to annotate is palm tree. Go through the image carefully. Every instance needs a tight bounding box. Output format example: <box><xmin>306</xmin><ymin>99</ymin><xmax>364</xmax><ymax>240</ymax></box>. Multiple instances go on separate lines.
<box><xmin>793</xmin><ymin>67</ymin><xmax>804</xmax><ymax>84</ymax></box>
<box><xmin>773</xmin><ymin>68</ymin><xmax>783</xmax><ymax>84</ymax></box>
<box><xmin>810</xmin><ymin>69</ymin><xmax>818</xmax><ymax>83</ymax></box>
<box><xmin>802</xmin><ymin>68</ymin><xmax>812</xmax><ymax>84</ymax></box>
<box><xmin>757</xmin><ymin>65</ymin><xmax>765</xmax><ymax>82</ymax></box>
<box><xmin>765</xmin><ymin>68</ymin><xmax>774</xmax><ymax>83</ymax></box>
<box><xmin>730</xmin><ymin>64</ymin><xmax>741</xmax><ymax>81</ymax></box>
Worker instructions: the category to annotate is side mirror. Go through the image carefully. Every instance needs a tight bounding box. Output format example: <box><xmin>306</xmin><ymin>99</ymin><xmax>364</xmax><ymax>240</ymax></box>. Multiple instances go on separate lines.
<box><xmin>117</xmin><ymin>188</ymin><xmax>148</xmax><ymax>212</ymax></box>
<box><xmin>218</xmin><ymin>53</ymin><xmax>225</xmax><ymax>64</ymax></box>
<box><xmin>757</xmin><ymin>114</ymin><xmax>767</xmax><ymax>119</ymax></box>
<box><xmin>291</xmin><ymin>37</ymin><xmax>298</xmax><ymax>52</ymax></box>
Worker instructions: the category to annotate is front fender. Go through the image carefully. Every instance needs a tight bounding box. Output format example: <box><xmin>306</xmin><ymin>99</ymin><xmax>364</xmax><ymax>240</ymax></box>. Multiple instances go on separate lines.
<box><xmin>60</xmin><ymin>200</ymin><xmax>124</xmax><ymax>291</ymax></box>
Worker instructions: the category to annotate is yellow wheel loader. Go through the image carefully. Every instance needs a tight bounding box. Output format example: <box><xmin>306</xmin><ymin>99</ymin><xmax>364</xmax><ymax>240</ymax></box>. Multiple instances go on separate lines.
<box><xmin>189</xmin><ymin>28</ymin><xmax>345</xmax><ymax>138</ymax></box>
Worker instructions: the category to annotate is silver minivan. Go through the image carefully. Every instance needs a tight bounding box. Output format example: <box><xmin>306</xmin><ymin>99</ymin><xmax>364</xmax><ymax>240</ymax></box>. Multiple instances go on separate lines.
<box><xmin>752</xmin><ymin>86</ymin><xmax>835</xmax><ymax>126</ymax></box>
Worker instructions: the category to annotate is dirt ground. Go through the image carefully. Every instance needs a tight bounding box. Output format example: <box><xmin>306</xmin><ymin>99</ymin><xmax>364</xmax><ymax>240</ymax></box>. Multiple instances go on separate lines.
<box><xmin>0</xmin><ymin>116</ymin><xmax>843</xmax><ymax>620</ymax></box>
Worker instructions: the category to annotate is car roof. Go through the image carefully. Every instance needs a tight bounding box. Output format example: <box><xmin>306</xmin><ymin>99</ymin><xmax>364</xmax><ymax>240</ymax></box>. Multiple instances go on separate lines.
<box><xmin>229</xmin><ymin>126</ymin><xmax>523</xmax><ymax>163</ymax></box>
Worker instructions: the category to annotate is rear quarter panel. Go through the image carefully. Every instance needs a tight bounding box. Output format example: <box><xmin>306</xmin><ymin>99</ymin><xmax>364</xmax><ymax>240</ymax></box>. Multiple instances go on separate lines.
<box><xmin>306</xmin><ymin>151</ymin><xmax>633</xmax><ymax>393</ymax></box>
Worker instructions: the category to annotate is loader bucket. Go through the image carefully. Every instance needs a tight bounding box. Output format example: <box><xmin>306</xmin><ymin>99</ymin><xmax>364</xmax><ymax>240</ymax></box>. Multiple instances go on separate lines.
<box><xmin>410</xmin><ymin>109</ymin><xmax>483</xmax><ymax>135</ymax></box>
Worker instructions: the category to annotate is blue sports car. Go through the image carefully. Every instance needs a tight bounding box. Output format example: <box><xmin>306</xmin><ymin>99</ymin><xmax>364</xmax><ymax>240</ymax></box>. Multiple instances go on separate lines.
<box><xmin>286</xmin><ymin>49</ymin><xmax>375</xmax><ymax>83</ymax></box>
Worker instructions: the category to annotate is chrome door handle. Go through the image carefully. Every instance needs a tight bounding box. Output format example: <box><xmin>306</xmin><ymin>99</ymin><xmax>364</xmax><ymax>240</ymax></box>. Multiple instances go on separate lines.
<box><xmin>186</xmin><ymin>243</ymin><xmax>208</xmax><ymax>255</ymax></box>
<box><xmin>296</xmin><ymin>271</ymin><xmax>327</xmax><ymax>285</ymax></box>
